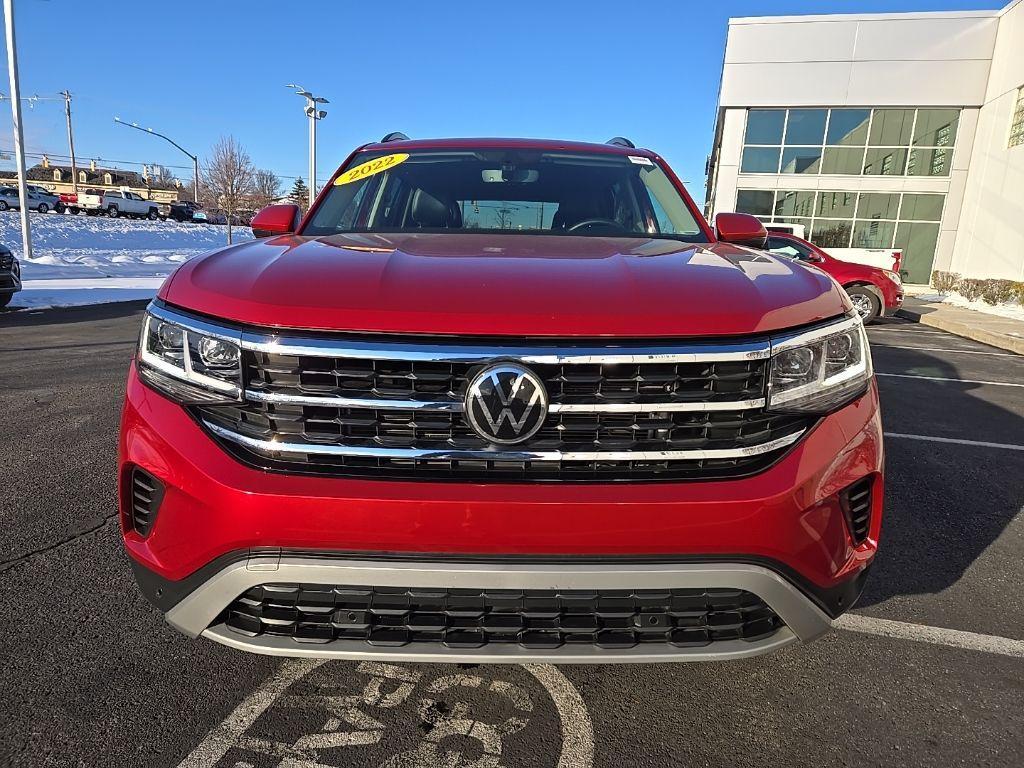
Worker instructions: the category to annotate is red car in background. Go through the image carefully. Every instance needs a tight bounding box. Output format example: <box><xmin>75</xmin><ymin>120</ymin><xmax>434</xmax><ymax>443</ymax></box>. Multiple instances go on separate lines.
<box><xmin>765</xmin><ymin>232</ymin><xmax>903</xmax><ymax>323</ymax></box>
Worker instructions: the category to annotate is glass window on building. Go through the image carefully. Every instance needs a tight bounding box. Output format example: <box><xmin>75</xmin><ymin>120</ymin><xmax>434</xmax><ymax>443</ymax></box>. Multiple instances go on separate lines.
<box><xmin>869</xmin><ymin>109</ymin><xmax>915</xmax><ymax>146</ymax></box>
<box><xmin>821</xmin><ymin>147</ymin><xmax>864</xmax><ymax>174</ymax></box>
<box><xmin>740</xmin><ymin>107</ymin><xmax>958</xmax><ymax>177</ymax></box>
<box><xmin>907</xmin><ymin>147</ymin><xmax>951</xmax><ymax>177</ymax></box>
<box><xmin>826</xmin><ymin>109</ymin><xmax>870</xmax><ymax>146</ymax></box>
<box><xmin>899</xmin><ymin>193</ymin><xmax>944</xmax><ymax>221</ymax></box>
<box><xmin>1009</xmin><ymin>87</ymin><xmax>1024</xmax><ymax>148</ymax></box>
<box><xmin>784</xmin><ymin>109</ymin><xmax>827</xmax><ymax>145</ymax></box>
<box><xmin>857</xmin><ymin>193</ymin><xmax>900</xmax><ymax>220</ymax></box>
<box><xmin>863</xmin><ymin>148</ymin><xmax>908</xmax><ymax>176</ymax></box>
<box><xmin>774</xmin><ymin>190</ymin><xmax>816</xmax><ymax>218</ymax></box>
<box><xmin>817</xmin><ymin>190</ymin><xmax>856</xmax><ymax>218</ymax></box>
<box><xmin>852</xmin><ymin>220</ymin><xmax>897</xmax><ymax>249</ymax></box>
<box><xmin>735</xmin><ymin>189</ymin><xmax>775</xmax><ymax>217</ymax></box>
<box><xmin>913</xmin><ymin>109</ymin><xmax>959</xmax><ymax>147</ymax></box>
<box><xmin>780</xmin><ymin>147</ymin><xmax>822</xmax><ymax>174</ymax></box>
<box><xmin>740</xmin><ymin>146</ymin><xmax>781</xmax><ymax>174</ymax></box>
<box><xmin>734</xmin><ymin>188</ymin><xmax>947</xmax><ymax>282</ymax></box>
<box><xmin>745</xmin><ymin>110</ymin><xmax>786</xmax><ymax>145</ymax></box>
<box><xmin>811</xmin><ymin>220</ymin><xmax>853</xmax><ymax>248</ymax></box>
<box><xmin>895</xmin><ymin>222</ymin><xmax>941</xmax><ymax>284</ymax></box>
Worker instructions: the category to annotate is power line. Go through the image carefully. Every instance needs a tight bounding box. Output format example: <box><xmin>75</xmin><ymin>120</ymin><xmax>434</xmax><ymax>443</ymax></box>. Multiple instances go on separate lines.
<box><xmin>0</xmin><ymin>147</ymin><xmax>329</xmax><ymax>185</ymax></box>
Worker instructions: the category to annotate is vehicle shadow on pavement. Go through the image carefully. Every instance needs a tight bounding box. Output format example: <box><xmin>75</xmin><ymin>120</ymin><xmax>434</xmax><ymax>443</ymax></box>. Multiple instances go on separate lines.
<box><xmin>0</xmin><ymin>298</ymin><xmax>150</xmax><ymax>327</ymax></box>
<box><xmin>856</xmin><ymin>338</ymin><xmax>1024</xmax><ymax>609</ymax></box>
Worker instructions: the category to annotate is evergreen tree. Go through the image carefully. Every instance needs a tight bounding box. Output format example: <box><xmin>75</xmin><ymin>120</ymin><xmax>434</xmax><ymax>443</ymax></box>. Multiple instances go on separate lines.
<box><xmin>290</xmin><ymin>177</ymin><xmax>310</xmax><ymax>209</ymax></box>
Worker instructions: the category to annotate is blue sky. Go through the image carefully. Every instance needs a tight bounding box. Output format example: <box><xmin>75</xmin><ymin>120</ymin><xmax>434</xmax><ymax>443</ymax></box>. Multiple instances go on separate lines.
<box><xmin>0</xmin><ymin>0</ymin><xmax>1004</xmax><ymax>203</ymax></box>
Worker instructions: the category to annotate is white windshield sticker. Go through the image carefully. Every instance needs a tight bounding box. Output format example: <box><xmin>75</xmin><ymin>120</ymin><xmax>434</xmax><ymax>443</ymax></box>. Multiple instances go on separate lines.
<box><xmin>628</xmin><ymin>155</ymin><xmax>653</xmax><ymax>165</ymax></box>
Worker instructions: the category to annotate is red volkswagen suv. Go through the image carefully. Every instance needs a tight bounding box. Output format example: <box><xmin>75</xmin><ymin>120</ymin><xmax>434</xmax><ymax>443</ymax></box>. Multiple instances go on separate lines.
<box><xmin>120</xmin><ymin>136</ymin><xmax>883</xmax><ymax>663</ymax></box>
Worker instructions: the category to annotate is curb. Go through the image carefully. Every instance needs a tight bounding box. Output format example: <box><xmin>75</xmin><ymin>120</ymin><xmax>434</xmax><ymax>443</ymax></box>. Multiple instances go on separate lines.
<box><xmin>897</xmin><ymin>306</ymin><xmax>1024</xmax><ymax>356</ymax></box>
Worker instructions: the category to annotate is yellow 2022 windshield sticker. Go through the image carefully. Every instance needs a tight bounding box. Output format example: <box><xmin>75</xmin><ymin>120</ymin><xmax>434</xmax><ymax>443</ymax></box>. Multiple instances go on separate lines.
<box><xmin>335</xmin><ymin>153</ymin><xmax>409</xmax><ymax>185</ymax></box>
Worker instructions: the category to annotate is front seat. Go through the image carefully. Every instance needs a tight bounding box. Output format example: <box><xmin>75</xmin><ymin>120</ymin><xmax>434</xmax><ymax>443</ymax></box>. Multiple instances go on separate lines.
<box><xmin>409</xmin><ymin>189</ymin><xmax>463</xmax><ymax>229</ymax></box>
<box><xmin>551</xmin><ymin>189</ymin><xmax>614</xmax><ymax>230</ymax></box>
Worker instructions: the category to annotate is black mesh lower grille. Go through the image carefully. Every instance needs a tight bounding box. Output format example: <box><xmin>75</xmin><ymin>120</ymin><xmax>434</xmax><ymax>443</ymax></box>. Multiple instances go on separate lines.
<box><xmin>129</xmin><ymin>468</ymin><xmax>163</xmax><ymax>537</ymax></box>
<box><xmin>841</xmin><ymin>477</ymin><xmax>873</xmax><ymax>543</ymax></box>
<box><xmin>221</xmin><ymin>584</ymin><xmax>784</xmax><ymax>650</ymax></box>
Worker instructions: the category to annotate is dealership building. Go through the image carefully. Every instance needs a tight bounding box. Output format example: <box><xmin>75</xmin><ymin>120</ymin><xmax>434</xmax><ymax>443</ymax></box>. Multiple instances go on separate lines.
<box><xmin>705</xmin><ymin>0</ymin><xmax>1024</xmax><ymax>284</ymax></box>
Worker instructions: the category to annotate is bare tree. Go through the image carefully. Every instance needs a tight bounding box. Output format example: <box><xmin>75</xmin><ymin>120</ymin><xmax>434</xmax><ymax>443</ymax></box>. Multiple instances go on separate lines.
<box><xmin>203</xmin><ymin>135</ymin><xmax>255</xmax><ymax>244</ymax></box>
<box><xmin>251</xmin><ymin>168</ymin><xmax>282</xmax><ymax>210</ymax></box>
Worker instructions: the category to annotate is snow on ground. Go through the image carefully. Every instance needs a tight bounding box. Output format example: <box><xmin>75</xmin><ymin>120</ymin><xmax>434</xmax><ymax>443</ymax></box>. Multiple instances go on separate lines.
<box><xmin>914</xmin><ymin>291</ymin><xmax>1024</xmax><ymax>323</ymax></box>
<box><xmin>1</xmin><ymin>212</ymin><xmax>251</xmax><ymax>309</ymax></box>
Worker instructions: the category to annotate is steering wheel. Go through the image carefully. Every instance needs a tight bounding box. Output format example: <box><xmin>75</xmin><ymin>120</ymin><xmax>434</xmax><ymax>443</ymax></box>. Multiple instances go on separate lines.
<box><xmin>567</xmin><ymin>218</ymin><xmax>621</xmax><ymax>233</ymax></box>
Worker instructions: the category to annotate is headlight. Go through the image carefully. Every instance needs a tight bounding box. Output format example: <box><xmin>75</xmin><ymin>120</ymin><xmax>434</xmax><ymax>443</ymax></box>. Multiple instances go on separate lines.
<box><xmin>136</xmin><ymin>306</ymin><xmax>243</xmax><ymax>404</ymax></box>
<box><xmin>883</xmin><ymin>269</ymin><xmax>902</xmax><ymax>285</ymax></box>
<box><xmin>768</xmin><ymin>313</ymin><xmax>872</xmax><ymax>413</ymax></box>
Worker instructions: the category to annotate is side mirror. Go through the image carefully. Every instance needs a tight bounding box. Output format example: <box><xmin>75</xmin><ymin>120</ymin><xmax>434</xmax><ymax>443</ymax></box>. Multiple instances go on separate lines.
<box><xmin>251</xmin><ymin>204</ymin><xmax>299</xmax><ymax>238</ymax></box>
<box><xmin>715</xmin><ymin>212</ymin><xmax>768</xmax><ymax>249</ymax></box>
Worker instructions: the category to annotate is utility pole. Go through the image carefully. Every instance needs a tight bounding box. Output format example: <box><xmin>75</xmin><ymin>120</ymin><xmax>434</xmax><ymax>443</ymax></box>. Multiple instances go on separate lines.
<box><xmin>59</xmin><ymin>90</ymin><xmax>78</xmax><ymax>193</ymax></box>
<box><xmin>3</xmin><ymin>0</ymin><xmax>32</xmax><ymax>262</ymax></box>
<box><xmin>286</xmin><ymin>84</ymin><xmax>328</xmax><ymax>208</ymax></box>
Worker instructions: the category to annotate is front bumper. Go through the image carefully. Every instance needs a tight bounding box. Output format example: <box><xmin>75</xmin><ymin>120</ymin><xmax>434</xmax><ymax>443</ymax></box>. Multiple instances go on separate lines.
<box><xmin>120</xmin><ymin>365</ymin><xmax>883</xmax><ymax>661</ymax></box>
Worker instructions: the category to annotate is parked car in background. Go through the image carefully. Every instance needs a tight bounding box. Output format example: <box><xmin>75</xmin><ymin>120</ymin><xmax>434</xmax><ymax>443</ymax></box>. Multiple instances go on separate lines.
<box><xmin>763</xmin><ymin>222</ymin><xmax>902</xmax><ymax>273</ymax></box>
<box><xmin>100</xmin><ymin>190</ymin><xmax>161</xmax><ymax>219</ymax></box>
<box><xmin>765</xmin><ymin>232</ymin><xmax>903</xmax><ymax>323</ymax></box>
<box><xmin>60</xmin><ymin>191</ymin><xmax>82</xmax><ymax>214</ymax></box>
<box><xmin>168</xmin><ymin>200</ymin><xmax>206</xmax><ymax>223</ymax></box>
<box><xmin>73</xmin><ymin>188</ymin><xmax>108</xmax><ymax>215</ymax></box>
<box><xmin>0</xmin><ymin>243</ymin><xmax>21</xmax><ymax>307</ymax></box>
<box><xmin>26</xmin><ymin>185</ymin><xmax>62</xmax><ymax>213</ymax></box>
<box><xmin>0</xmin><ymin>186</ymin><xmax>60</xmax><ymax>213</ymax></box>
<box><xmin>0</xmin><ymin>187</ymin><xmax>21</xmax><ymax>211</ymax></box>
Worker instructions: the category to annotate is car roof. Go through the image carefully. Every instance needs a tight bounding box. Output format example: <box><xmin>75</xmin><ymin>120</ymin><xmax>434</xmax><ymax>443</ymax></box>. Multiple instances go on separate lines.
<box><xmin>357</xmin><ymin>136</ymin><xmax>659</xmax><ymax>159</ymax></box>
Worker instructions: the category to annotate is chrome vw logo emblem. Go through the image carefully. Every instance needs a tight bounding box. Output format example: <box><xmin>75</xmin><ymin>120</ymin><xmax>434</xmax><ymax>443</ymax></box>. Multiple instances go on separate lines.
<box><xmin>465</xmin><ymin>363</ymin><xmax>548</xmax><ymax>445</ymax></box>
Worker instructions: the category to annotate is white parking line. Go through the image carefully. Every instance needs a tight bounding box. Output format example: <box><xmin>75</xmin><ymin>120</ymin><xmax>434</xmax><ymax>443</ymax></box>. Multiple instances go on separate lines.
<box><xmin>868</xmin><ymin>328</ymin><xmax>948</xmax><ymax>335</ymax></box>
<box><xmin>872</xmin><ymin>344</ymin><xmax>1021</xmax><ymax>357</ymax></box>
<box><xmin>177</xmin><ymin>659</ymin><xmax>323</xmax><ymax>768</ymax></box>
<box><xmin>884</xmin><ymin>432</ymin><xmax>1024</xmax><ymax>451</ymax></box>
<box><xmin>876</xmin><ymin>372</ymin><xmax>1024</xmax><ymax>388</ymax></box>
<box><xmin>836</xmin><ymin>614</ymin><xmax>1024</xmax><ymax>658</ymax></box>
<box><xmin>525</xmin><ymin>665</ymin><xmax>595</xmax><ymax>768</ymax></box>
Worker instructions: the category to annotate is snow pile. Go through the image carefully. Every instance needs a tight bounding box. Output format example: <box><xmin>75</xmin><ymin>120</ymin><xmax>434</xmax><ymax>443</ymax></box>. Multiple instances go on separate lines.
<box><xmin>916</xmin><ymin>291</ymin><xmax>1024</xmax><ymax>324</ymax></box>
<box><xmin>1</xmin><ymin>213</ymin><xmax>252</xmax><ymax>309</ymax></box>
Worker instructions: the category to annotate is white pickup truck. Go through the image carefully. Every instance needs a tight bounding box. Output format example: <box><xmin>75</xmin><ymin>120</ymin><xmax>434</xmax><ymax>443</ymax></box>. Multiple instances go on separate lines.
<box><xmin>76</xmin><ymin>189</ymin><xmax>161</xmax><ymax>219</ymax></box>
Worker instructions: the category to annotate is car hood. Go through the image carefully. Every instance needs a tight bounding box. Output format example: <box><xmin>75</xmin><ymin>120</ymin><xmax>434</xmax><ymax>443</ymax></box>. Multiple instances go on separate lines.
<box><xmin>159</xmin><ymin>232</ymin><xmax>849</xmax><ymax>337</ymax></box>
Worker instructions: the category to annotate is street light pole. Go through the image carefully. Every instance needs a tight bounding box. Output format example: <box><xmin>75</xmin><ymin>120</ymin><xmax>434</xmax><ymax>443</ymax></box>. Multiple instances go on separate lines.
<box><xmin>113</xmin><ymin>117</ymin><xmax>200</xmax><ymax>203</ymax></box>
<box><xmin>286</xmin><ymin>84</ymin><xmax>328</xmax><ymax>208</ymax></box>
<box><xmin>3</xmin><ymin>0</ymin><xmax>32</xmax><ymax>261</ymax></box>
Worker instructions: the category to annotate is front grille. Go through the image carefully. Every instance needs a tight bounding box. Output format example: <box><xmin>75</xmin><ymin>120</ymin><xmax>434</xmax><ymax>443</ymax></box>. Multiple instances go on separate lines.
<box><xmin>244</xmin><ymin>353</ymin><xmax>767</xmax><ymax>406</ymax></box>
<box><xmin>128</xmin><ymin>468</ymin><xmax>163</xmax><ymax>536</ymax></box>
<box><xmin>193</xmin><ymin>334</ymin><xmax>815</xmax><ymax>482</ymax></box>
<box><xmin>221</xmin><ymin>583</ymin><xmax>784</xmax><ymax>650</ymax></box>
<box><xmin>200</xmin><ymin>400</ymin><xmax>809</xmax><ymax>481</ymax></box>
<box><xmin>841</xmin><ymin>477</ymin><xmax>873</xmax><ymax>543</ymax></box>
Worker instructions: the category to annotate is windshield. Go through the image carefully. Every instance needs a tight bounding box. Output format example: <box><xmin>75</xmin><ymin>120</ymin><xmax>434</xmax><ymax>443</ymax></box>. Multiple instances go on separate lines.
<box><xmin>303</xmin><ymin>149</ymin><xmax>708</xmax><ymax>242</ymax></box>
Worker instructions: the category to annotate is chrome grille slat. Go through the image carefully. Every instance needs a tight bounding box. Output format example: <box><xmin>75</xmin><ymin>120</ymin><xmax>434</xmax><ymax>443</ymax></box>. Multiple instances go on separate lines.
<box><xmin>195</xmin><ymin>331</ymin><xmax>817</xmax><ymax>481</ymax></box>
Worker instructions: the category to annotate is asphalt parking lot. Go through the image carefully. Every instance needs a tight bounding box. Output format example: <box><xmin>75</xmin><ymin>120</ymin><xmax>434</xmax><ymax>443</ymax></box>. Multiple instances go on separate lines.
<box><xmin>1</xmin><ymin>302</ymin><xmax>1022</xmax><ymax>767</ymax></box>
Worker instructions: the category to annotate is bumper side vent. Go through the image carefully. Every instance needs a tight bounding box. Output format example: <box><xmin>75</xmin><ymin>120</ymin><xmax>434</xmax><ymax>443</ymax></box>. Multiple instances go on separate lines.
<box><xmin>841</xmin><ymin>477</ymin><xmax>873</xmax><ymax>544</ymax></box>
<box><xmin>129</xmin><ymin>468</ymin><xmax>164</xmax><ymax>537</ymax></box>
